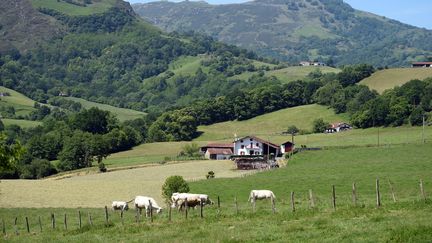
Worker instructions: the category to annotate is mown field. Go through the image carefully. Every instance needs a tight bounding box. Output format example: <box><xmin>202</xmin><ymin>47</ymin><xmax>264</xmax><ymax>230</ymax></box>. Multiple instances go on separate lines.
<box><xmin>1</xmin><ymin>143</ymin><xmax>432</xmax><ymax>242</ymax></box>
<box><xmin>31</xmin><ymin>0</ymin><xmax>116</xmax><ymax>16</ymax></box>
<box><xmin>62</xmin><ymin>97</ymin><xmax>146</xmax><ymax>122</ymax></box>
<box><xmin>195</xmin><ymin>104</ymin><xmax>349</xmax><ymax>141</ymax></box>
<box><xmin>360</xmin><ymin>68</ymin><xmax>432</xmax><ymax>94</ymax></box>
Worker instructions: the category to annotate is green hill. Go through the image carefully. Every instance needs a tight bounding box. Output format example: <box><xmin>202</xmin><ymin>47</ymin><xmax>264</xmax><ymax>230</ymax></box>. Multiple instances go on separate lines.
<box><xmin>0</xmin><ymin>86</ymin><xmax>37</xmax><ymax>116</ymax></box>
<box><xmin>1</xmin><ymin>118</ymin><xmax>42</xmax><ymax>128</ymax></box>
<box><xmin>195</xmin><ymin>104</ymin><xmax>349</xmax><ymax>141</ymax></box>
<box><xmin>31</xmin><ymin>0</ymin><xmax>117</xmax><ymax>16</ymax></box>
<box><xmin>63</xmin><ymin>97</ymin><xmax>145</xmax><ymax>122</ymax></box>
<box><xmin>360</xmin><ymin>68</ymin><xmax>432</xmax><ymax>93</ymax></box>
<box><xmin>133</xmin><ymin>0</ymin><xmax>432</xmax><ymax>67</ymax></box>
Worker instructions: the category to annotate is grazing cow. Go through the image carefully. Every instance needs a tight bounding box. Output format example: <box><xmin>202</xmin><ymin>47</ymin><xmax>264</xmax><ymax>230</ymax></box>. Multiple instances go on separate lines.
<box><xmin>171</xmin><ymin>193</ymin><xmax>213</xmax><ymax>211</ymax></box>
<box><xmin>134</xmin><ymin>196</ymin><xmax>163</xmax><ymax>217</ymax></box>
<box><xmin>248</xmin><ymin>190</ymin><xmax>276</xmax><ymax>202</ymax></box>
<box><xmin>111</xmin><ymin>201</ymin><xmax>130</xmax><ymax>211</ymax></box>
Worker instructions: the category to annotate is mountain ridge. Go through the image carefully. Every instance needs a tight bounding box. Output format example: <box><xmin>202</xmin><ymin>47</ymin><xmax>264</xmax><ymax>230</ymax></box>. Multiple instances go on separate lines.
<box><xmin>133</xmin><ymin>0</ymin><xmax>432</xmax><ymax>66</ymax></box>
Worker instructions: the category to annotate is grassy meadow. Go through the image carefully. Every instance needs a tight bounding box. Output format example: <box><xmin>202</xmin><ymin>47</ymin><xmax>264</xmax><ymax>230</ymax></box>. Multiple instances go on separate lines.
<box><xmin>360</xmin><ymin>68</ymin><xmax>432</xmax><ymax>93</ymax></box>
<box><xmin>0</xmin><ymin>86</ymin><xmax>37</xmax><ymax>117</ymax></box>
<box><xmin>2</xmin><ymin>143</ymin><xmax>432</xmax><ymax>242</ymax></box>
<box><xmin>62</xmin><ymin>97</ymin><xmax>145</xmax><ymax>122</ymax></box>
<box><xmin>31</xmin><ymin>0</ymin><xmax>116</xmax><ymax>16</ymax></box>
<box><xmin>1</xmin><ymin>118</ymin><xmax>42</xmax><ymax>128</ymax></box>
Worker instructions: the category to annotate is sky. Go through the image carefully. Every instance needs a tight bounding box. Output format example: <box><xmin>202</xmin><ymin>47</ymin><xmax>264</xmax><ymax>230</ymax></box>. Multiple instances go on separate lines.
<box><xmin>127</xmin><ymin>0</ymin><xmax>432</xmax><ymax>30</ymax></box>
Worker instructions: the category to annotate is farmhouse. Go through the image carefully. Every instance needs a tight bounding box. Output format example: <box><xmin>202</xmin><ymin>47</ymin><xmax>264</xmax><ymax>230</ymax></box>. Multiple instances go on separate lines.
<box><xmin>412</xmin><ymin>62</ymin><xmax>432</xmax><ymax>68</ymax></box>
<box><xmin>325</xmin><ymin>122</ymin><xmax>352</xmax><ymax>133</ymax></box>
<box><xmin>233</xmin><ymin>136</ymin><xmax>280</xmax><ymax>157</ymax></box>
<box><xmin>300</xmin><ymin>61</ymin><xmax>326</xmax><ymax>66</ymax></box>
<box><xmin>201</xmin><ymin>143</ymin><xmax>233</xmax><ymax>160</ymax></box>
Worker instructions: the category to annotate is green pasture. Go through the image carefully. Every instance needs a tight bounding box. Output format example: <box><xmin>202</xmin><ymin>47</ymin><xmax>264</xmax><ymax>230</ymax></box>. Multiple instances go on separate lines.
<box><xmin>0</xmin><ymin>86</ymin><xmax>37</xmax><ymax>116</ymax></box>
<box><xmin>62</xmin><ymin>97</ymin><xmax>145</xmax><ymax>122</ymax></box>
<box><xmin>1</xmin><ymin>118</ymin><xmax>42</xmax><ymax>128</ymax></box>
<box><xmin>2</xmin><ymin>143</ymin><xmax>432</xmax><ymax>242</ymax></box>
<box><xmin>31</xmin><ymin>0</ymin><xmax>116</xmax><ymax>16</ymax></box>
<box><xmin>360</xmin><ymin>68</ymin><xmax>432</xmax><ymax>94</ymax></box>
<box><xmin>195</xmin><ymin>104</ymin><xmax>349</xmax><ymax>141</ymax></box>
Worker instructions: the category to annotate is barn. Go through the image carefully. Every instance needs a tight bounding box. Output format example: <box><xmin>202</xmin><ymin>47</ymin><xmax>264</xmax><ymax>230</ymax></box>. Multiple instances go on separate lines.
<box><xmin>200</xmin><ymin>143</ymin><xmax>234</xmax><ymax>160</ymax></box>
<box><xmin>280</xmin><ymin>141</ymin><xmax>294</xmax><ymax>154</ymax></box>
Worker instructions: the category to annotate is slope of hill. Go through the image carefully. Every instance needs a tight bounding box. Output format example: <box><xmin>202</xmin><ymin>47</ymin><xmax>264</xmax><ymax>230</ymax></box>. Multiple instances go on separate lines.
<box><xmin>359</xmin><ymin>68</ymin><xmax>432</xmax><ymax>94</ymax></box>
<box><xmin>195</xmin><ymin>104</ymin><xmax>349</xmax><ymax>141</ymax></box>
<box><xmin>62</xmin><ymin>97</ymin><xmax>146</xmax><ymax>122</ymax></box>
<box><xmin>133</xmin><ymin>0</ymin><xmax>432</xmax><ymax>66</ymax></box>
<box><xmin>0</xmin><ymin>86</ymin><xmax>37</xmax><ymax>116</ymax></box>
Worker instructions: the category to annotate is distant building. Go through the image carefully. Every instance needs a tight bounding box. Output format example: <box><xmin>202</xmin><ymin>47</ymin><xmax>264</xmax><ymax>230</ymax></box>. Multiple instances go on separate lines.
<box><xmin>233</xmin><ymin>136</ymin><xmax>280</xmax><ymax>156</ymax></box>
<box><xmin>280</xmin><ymin>141</ymin><xmax>295</xmax><ymax>154</ymax></box>
<box><xmin>412</xmin><ymin>62</ymin><xmax>432</xmax><ymax>68</ymax></box>
<box><xmin>325</xmin><ymin>122</ymin><xmax>352</xmax><ymax>133</ymax></box>
<box><xmin>200</xmin><ymin>143</ymin><xmax>233</xmax><ymax>160</ymax></box>
<box><xmin>300</xmin><ymin>61</ymin><xmax>326</xmax><ymax>66</ymax></box>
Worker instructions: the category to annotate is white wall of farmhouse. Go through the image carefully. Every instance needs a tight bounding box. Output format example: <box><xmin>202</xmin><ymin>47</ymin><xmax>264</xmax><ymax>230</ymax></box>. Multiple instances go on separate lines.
<box><xmin>234</xmin><ymin>137</ymin><xmax>263</xmax><ymax>155</ymax></box>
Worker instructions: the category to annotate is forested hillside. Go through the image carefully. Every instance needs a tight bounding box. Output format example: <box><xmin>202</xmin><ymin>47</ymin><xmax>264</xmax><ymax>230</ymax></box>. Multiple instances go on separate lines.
<box><xmin>134</xmin><ymin>0</ymin><xmax>432</xmax><ymax>66</ymax></box>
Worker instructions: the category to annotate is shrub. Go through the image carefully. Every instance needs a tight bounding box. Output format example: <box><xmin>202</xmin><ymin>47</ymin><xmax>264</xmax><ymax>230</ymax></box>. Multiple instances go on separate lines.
<box><xmin>98</xmin><ymin>162</ymin><xmax>107</xmax><ymax>173</ymax></box>
<box><xmin>161</xmin><ymin>175</ymin><xmax>189</xmax><ymax>203</ymax></box>
<box><xmin>206</xmin><ymin>171</ymin><xmax>215</xmax><ymax>179</ymax></box>
<box><xmin>312</xmin><ymin>118</ymin><xmax>330</xmax><ymax>133</ymax></box>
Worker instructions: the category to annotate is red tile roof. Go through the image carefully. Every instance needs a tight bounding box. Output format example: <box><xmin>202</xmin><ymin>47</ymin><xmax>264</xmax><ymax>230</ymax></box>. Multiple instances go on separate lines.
<box><xmin>206</xmin><ymin>148</ymin><xmax>233</xmax><ymax>155</ymax></box>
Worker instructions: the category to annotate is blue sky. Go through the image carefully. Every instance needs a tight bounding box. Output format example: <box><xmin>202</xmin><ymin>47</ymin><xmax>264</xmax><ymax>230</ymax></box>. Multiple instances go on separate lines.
<box><xmin>127</xmin><ymin>0</ymin><xmax>432</xmax><ymax>30</ymax></box>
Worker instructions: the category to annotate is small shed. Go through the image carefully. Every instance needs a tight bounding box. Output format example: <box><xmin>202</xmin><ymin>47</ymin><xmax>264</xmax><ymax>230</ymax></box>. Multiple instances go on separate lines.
<box><xmin>412</xmin><ymin>62</ymin><xmax>432</xmax><ymax>68</ymax></box>
<box><xmin>205</xmin><ymin>148</ymin><xmax>233</xmax><ymax>160</ymax></box>
<box><xmin>280</xmin><ymin>141</ymin><xmax>294</xmax><ymax>154</ymax></box>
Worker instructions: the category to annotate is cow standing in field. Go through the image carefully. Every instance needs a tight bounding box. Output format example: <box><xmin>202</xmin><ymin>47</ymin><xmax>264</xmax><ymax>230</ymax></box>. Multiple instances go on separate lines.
<box><xmin>248</xmin><ymin>190</ymin><xmax>276</xmax><ymax>202</ymax></box>
<box><xmin>111</xmin><ymin>200</ymin><xmax>131</xmax><ymax>212</ymax></box>
<box><xmin>134</xmin><ymin>196</ymin><xmax>163</xmax><ymax>217</ymax></box>
<box><xmin>171</xmin><ymin>192</ymin><xmax>213</xmax><ymax>211</ymax></box>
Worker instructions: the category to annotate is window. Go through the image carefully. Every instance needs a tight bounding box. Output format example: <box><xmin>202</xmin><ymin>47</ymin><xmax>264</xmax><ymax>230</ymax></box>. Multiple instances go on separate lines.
<box><xmin>256</xmin><ymin>143</ymin><xmax>259</xmax><ymax>147</ymax></box>
<box><xmin>250</xmin><ymin>138</ymin><xmax>253</xmax><ymax>141</ymax></box>
<box><xmin>240</xmin><ymin>151</ymin><xmax>245</xmax><ymax>155</ymax></box>
<box><xmin>240</xmin><ymin>139</ymin><xmax>243</xmax><ymax>143</ymax></box>
<box><xmin>255</xmin><ymin>151</ymin><xmax>260</xmax><ymax>155</ymax></box>
<box><xmin>241</xmin><ymin>145</ymin><xmax>244</xmax><ymax>149</ymax></box>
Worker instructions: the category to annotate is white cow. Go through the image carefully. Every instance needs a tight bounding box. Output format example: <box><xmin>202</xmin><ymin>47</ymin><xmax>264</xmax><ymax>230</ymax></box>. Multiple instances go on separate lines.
<box><xmin>171</xmin><ymin>192</ymin><xmax>213</xmax><ymax>211</ymax></box>
<box><xmin>134</xmin><ymin>196</ymin><xmax>163</xmax><ymax>217</ymax></box>
<box><xmin>248</xmin><ymin>190</ymin><xmax>276</xmax><ymax>202</ymax></box>
<box><xmin>111</xmin><ymin>200</ymin><xmax>131</xmax><ymax>211</ymax></box>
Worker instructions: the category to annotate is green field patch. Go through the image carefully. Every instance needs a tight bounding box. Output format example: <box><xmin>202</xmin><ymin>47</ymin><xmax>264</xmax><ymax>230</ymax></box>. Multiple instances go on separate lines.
<box><xmin>1</xmin><ymin>118</ymin><xmax>42</xmax><ymax>128</ymax></box>
<box><xmin>31</xmin><ymin>0</ymin><xmax>116</xmax><ymax>16</ymax></box>
<box><xmin>266</xmin><ymin>66</ymin><xmax>340</xmax><ymax>83</ymax></box>
<box><xmin>62</xmin><ymin>97</ymin><xmax>145</xmax><ymax>122</ymax></box>
<box><xmin>195</xmin><ymin>104</ymin><xmax>348</xmax><ymax>141</ymax></box>
<box><xmin>0</xmin><ymin>86</ymin><xmax>37</xmax><ymax>116</ymax></box>
<box><xmin>360</xmin><ymin>68</ymin><xmax>432</xmax><ymax>94</ymax></box>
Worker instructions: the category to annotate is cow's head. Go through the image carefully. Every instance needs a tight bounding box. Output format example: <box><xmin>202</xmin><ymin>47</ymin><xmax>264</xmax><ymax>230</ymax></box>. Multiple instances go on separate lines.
<box><xmin>156</xmin><ymin>208</ymin><xmax>162</xmax><ymax>214</ymax></box>
<box><xmin>123</xmin><ymin>203</ymin><xmax>129</xmax><ymax>211</ymax></box>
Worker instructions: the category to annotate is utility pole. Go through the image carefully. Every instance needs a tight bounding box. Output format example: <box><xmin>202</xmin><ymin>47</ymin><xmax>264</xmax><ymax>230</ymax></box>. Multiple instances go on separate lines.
<box><xmin>377</xmin><ymin>126</ymin><xmax>380</xmax><ymax>147</ymax></box>
<box><xmin>422</xmin><ymin>114</ymin><xmax>426</xmax><ymax>144</ymax></box>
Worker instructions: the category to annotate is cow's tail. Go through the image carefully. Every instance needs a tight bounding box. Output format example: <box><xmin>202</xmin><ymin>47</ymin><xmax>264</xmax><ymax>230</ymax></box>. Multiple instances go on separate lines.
<box><xmin>126</xmin><ymin>198</ymin><xmax>134</xmax><ymax>203</ymax></box>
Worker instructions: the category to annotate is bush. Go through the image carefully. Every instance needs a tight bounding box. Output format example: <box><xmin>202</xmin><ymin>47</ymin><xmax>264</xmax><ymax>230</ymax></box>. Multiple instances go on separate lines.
<box><xmin>98</xmin><ymin>162</ymin><xmax>107</xmax><ymax>173</ymax></box>
<box><xmin>206</xmin><ymin>171</ymin><xmax>215</xmax><ymax>179</ymax></box>
<box><xmin>161</xmin><ymin>175</ymin><xmax>189</xmax><ymax>203</ymax></box>
<box><xmin>312</xmin><ymin>118</ymin><xmax>330</xmax><ymax>133</ymax></box>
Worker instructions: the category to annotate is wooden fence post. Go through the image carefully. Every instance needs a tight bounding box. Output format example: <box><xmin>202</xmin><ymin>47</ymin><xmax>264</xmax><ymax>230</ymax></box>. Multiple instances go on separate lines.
<box><xmin>217</xmin><ymin>196</ymin><xmax>221</xmax><ymax>214</ymax></box>
<box><xmin>352</xmin><ymin>182</ymin><xmax>357</xmax><ymax>206</ymax></box>
<box><xmin>51</xmin><ymin>213</ymin><xmax>55</xmax><ymax>229</ymax></box>
<box><xmin>200</xmin><ymin>201</ymin><xmax>204</xmax><ymax>218</ymax></box>
<box><xmin>420</xmin><ymin>179</ymin><xmax>427</xmax><ymax>202</ymax></box>
<box><xmin>120</xmin><ymin>210</ymin><xmax>124</xmax><ymax>226</ymax></box>
<box><xmin>88</xmin><ymin>213</ymin><xmax>93</xmax><ymax>226</ymax></box>
<box><xmin>38</xmin><ymin>216</ymin><xmax>42</xmax><ymax>232</ymax></box>
<box><xmin>2</xmin><ymin>218</ymin><xmax>6</xmax><ymax>235</ymax></box>
<box><xmin>78</xmin><ymin>210</ymin><xmax>82</xmax><ymax>229</ymax></box>
<box><xmin>25</xmin><ymin>217</ymin><xmax>30</xmax><ymax>233</ymax></box>
<box><xmin>309</xmin><ymin>189</ymin><xmax>315</xmax><ymax>208</ymax></box>
<box><xmin>234</xmin><ymin>196</ymin><xmax>239</xmax><ymax>215</ymax></box>
<box><xmin>148</xmin><ymin>200</ymin><xmax>153</xmax><ymax>223</ymax></box>
<box><xmin>135</xmin><ymin>208</ymin><xmax>140</xmax><ymax>223</ymax></box>
<box><xmin>332</xmin><ymin>185</ymin><xmax>336</xmax><ymax>210</ymax></box>
<box><xmin>185</xmin><ymin>197</ymin><xmax>188</xmax><ymax>219</ymax></box>
<box><xmin>388</xmin><ymin>179</ymin><xmax>397</xmax><ymax>202</ymax></box>
<box><xmin>271</xmin><ymin>195</ymin><xmax>276</xmax><ymax>214</ymax></box>
<box><xmin>168</xmin><ymin>206</ymin><xmax>172</xmax><ymax>222</ymax></box>
<box><xmin>14</xmin><ymin>217</ymin><xmax>18</xmax><ymax>235</ymax></box>
<box><xmin>64</xmin><ymin>213</ymin><xmax>67</xmax><ymax>230</ymax></box>
<box><xmin>290</xmin><ymin>192</ymin><xmax>295</xmax><ymax>212</ymax></box>
<box><xmin>376</xmin><ymin>178</ymin><xmax>381</xmax><ymax>208</ymax></box>
<box><xmin>104</xmin><ymin>206</ymin><xmax>109</xmax><ymax>225</ymax></box>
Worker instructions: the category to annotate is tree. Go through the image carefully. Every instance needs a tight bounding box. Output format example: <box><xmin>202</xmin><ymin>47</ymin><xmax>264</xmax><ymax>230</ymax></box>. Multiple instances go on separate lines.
<box><xmin>410</xmin><ymin>106</ymin><xmax>425</xmax><ymax>126</ymax></box>
<box><xmin>0</xmin><ymin>120</ymin><xmax>4</xmax><ymax>132</ymax></box>
<box><xmin>180</xmin><ymin>143</ymin><xmax>201</xmax><ymax>158</ymax></box>
<box><xmin>286</xmin><ymin>125</ymin><xmax>299</xmax><ymax>135</ymax></box>
<box><xmin>70</xmin><ymin>107</ymin><xmax>118</xmax><ymax>134</ymax></box>
<box><xmin>312</xmin><ymin>118</ymin><xmax>329</xmax><ymax>133</ymax></box>
<box><xmin>0</xmin><ymin>133</ymin><xmax>24</xmax><ymax>173</ymax></box>
<box><xmin>57</xmin><ymin>131</ymin><xmax>93</xmax><ymax>171</ymax></box>
<box><xmin>161</xmin><ymin>175</ymin><xmax>189</xmax><ymax>203</ymax></box>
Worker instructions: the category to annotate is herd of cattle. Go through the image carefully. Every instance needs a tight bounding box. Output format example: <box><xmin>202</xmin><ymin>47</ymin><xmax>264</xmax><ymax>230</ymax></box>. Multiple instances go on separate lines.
<box><xmin>111</xmin><ymin>190</ymin><xmax>276</xmax><ymax>217</ymax></box>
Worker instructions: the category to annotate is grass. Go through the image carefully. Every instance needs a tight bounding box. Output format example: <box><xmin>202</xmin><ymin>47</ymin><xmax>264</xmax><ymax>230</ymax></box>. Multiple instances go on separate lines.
<box><xmin>360</xmin><ymin>68</ymin><xmax>432</xmax><ymax>94</ymax></box>
<box><xmin>0</xmin><ymin>160</ymin><xmax>248</xmax><ymax>208</ymax></box>
<box><xmin>0</xmin><ymin>86</ymin><xmax>37</xmax><ymax>116</ymax></box>
<box><xmin>31</xmin><ymin>0</ymin><xmax>116</xmax><ymax>16</ymax></box>
<box><xmin>2</xmin><ymin>143</ymin><xmax>432</xmax><ymax>242</ymax></box>
<box><xmin>1</xmin><ymin>118</ymin><xmax>42</xmax><ymax>128</ymax></box>
<box><xmin>62</xmin><ymin>97</ymin><xmax>145</xmax><ymax>122</ymax></box>
<box><xmin>195</xmin><ymin>104</ymin><xmax>349</xmax><ymax>141</ymax></box>
<box><xmin>229</xmin><ymin>66</ymin><xmax>340</xmax><ymax>83</ymax></box>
